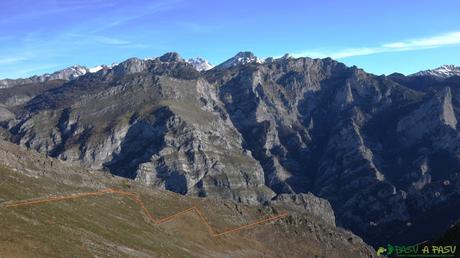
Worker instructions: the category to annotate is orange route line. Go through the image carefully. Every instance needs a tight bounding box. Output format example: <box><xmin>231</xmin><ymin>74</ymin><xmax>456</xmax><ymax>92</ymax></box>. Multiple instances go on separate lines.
<box><xmin>3</xmin><ymin>188</ymin><xmax>289</xmax><ymax>237</ymax></box>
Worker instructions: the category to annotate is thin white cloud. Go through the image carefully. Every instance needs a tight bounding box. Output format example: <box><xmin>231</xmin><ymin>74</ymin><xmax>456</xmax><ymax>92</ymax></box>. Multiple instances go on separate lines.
<box><xmin>178</xmin><ymin>22</ymin><xmax>220</xmax><ymax>33</ymax></box>
<box><xmin>55</xmin><ymin>0</ymin><xmax>116</xmax><ymax>9</ymax></box>
<box><xmin>0</xmin><ymin>56</ymin><xmax>29</xmax><ymax>65</ymax></box>
<box><xmin>91</xmin><ymin>36</ymin><xmax>131</xmax><ymax>45</ymax></box>
<box><xmin>292</xmin><ymin>31</ymin><xmax>460</xmax><ymax>59</ymax></box>
<box><xmin>117</xmin><ymin>44</ymin><xmax>155</xmax><ymax>49</ymax></box>
<box><xmin>383</xmin><ymin>31</ymin><xmax>460</xmax><ymax>49</ymax></box>
<box><xmin>92</xmin><ymin>0</ymin><xmax>183</xmax><ymax>32</ymax></box>
<box><xmin>66</xmin><ymin>34</ymin><xmax>131</xmax><ymax>45</ymax></box>
<box><xmin>0</xmin><ymin>0</ymin><xmax>115</xmax><ymax>24</ymax></box>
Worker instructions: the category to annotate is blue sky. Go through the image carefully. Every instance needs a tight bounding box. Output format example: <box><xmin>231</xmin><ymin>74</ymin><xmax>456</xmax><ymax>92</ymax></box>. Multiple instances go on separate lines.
<box><xmin>1</xmin><ymin>0</ymin><xmax>460</xmax><ymax>78</ymax></box>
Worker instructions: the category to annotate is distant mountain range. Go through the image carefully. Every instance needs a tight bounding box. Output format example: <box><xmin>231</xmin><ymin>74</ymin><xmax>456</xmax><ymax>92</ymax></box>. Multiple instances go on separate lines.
<box><xmin>0</xmin><ymin>57</ymin><xmax>214</xmax><ymax>88</ymax></box>
<box><xmin>2</xmin><ymin>53</ymin><xmax>458</xmax><ymax>88</ymax></box>
<box><xmin>1</xmin><ymin>51</ymin><xmax>459</xmax><ymax>248</ymax></box>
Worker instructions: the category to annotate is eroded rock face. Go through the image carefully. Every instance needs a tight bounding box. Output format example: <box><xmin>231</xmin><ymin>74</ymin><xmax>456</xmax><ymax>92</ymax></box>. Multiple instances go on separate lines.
<box><xmin>271</xmin><ymin>193</ymin><xmax>336</xmax><ymax>226</ymax></box>
<box><xmin>2</xmin><ymin>52</ymin><xmax>460</xmax><ymax>247</ymax></box>
<box><xmin>205</xmin><ymin>56</ymin><xmax>460</xmax><ymax>246</ymax></box>
<box><xmin>4</xmin><ymin>54</ymin><xmax>274</xmax><ymax>204</ymax></box>
<box><xmin>397</xmin><ymin>87</ymin><xmax>457</xmax><ymax>143</ymax></box>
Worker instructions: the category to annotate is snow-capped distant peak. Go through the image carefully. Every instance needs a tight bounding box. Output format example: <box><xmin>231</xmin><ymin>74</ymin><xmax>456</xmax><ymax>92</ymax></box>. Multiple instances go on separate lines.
<box><xmin>186</xmin><ymin>57</ymin><xmax>213</xmax><ymax>71</ymax></box>
<box><xmin>411</xmin><ymin>65</ymin><xmax>460</xmax><ymax>79</ymax></box>
<box><xmin>89</xmin><ymin>64</ymin><xmax>118</xmax><ymax>73</ymax></box>
<box><xmin>1</xmin><ymin>61</ymin><xmax>126</xmax><ymax>88</ymax></box>
<box><xmin>89</xmin><ymin>65</ymin><xmax>104</xmax><ymax>73</ymax></box>
<box><xmin>43</xmin><ymin>65</ymin><xmax>89</xmax><ymax>81</ymax></box>
<box><xmin>216</xmin><ymin>51</ymin><xmax>262</xmax><ymax>69</ymax></box>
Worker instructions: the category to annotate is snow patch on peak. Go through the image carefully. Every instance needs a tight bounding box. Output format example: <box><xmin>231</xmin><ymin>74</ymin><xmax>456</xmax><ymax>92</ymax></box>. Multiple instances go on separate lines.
<box><xmin>411</xmin><ymin>65</ymin><xmax>460</xmax><ymax>79</ymax></box>
<box><xmin>187</xmin><ymin>57</ymin><xmax>213</xmax><ymax>71</ymax></box>
<box><xmin>43</xmin><ymin>65</ymin><xmax>89</xmax><ymax>81</ymax></box>
<box><xmin>216</xmin><ymin>51</ymin><xmax>263</xmax><ymax>69</ymax></box>
<box><xmin>89</xmin><ymin>65</ymin><xmax>104</xmax><ymax>73</ymax></box>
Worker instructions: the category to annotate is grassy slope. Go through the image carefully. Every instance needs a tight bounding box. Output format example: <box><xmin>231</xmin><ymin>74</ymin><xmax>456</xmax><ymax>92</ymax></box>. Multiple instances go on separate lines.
<box><xmin>0</xmin><ymin>141</ymin><xmax>375</xmax><ymax>258</ymax></box>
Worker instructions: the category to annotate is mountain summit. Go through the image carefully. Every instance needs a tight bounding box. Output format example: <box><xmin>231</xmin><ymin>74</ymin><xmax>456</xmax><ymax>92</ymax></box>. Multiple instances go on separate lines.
<box><xmin>186</xmin><ymin>57</ymin><xmax>213</xmax><ymax>71</ymax></box>
<box><xmin>215</xmin><ymin>51</ymin><xmax>262</xmax><ymax>69</ymax></box>
<box><xmin>411</xmin><ymin>64</ymin><xmax>460</xmax><ymax>78</ymax></box>
<box><xmin>158</xmin><ymin>52</ymin><xmax>184</xmax><ymax>62</ymax></box>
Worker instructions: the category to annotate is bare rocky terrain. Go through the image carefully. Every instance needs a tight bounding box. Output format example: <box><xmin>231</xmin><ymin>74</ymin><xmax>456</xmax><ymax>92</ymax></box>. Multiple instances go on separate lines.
<box><xmin>1</xmin><ymin>52</ymin><xmax>459</xmax><ymax>248</ymax></box>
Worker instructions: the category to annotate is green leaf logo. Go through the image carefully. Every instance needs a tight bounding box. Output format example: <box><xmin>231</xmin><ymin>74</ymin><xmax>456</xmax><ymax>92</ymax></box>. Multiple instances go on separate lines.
<box><xmin>387</xmin><ymin>244</ymin><xmax>394</xmax><ymax>255</ymax></box>
<box><xmin>377</xmin><ymin>247</ymin><xmax>387</xmax><ymax>256</ymax></box>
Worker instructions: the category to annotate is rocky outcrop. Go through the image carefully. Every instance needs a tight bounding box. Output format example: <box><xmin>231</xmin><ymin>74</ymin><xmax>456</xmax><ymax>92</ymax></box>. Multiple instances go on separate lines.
<box><xmin>397</xmin><ymin>87</ymin><xmax>457</xmax><ymax>143</ymax></box>
<box><xmin>187</xmin><ymin>57</ymin><xmax>213</xmax><ymax>71</ymax></box>
<box><xmin>214</xmin><ymin>51</ymin><xmax>263</xmax><ymax>69</ymax></box>
<box><xmin>271</xmin><ymin>193</ymin><xmax>336</xmax><ymax>226</ymax></box>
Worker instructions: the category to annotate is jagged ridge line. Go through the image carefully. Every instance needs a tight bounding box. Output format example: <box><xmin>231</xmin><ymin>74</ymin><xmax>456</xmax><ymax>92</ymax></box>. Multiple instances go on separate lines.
<box><xmin>4</xmin><ymin>188</ymin><xmax>289</xmax><ymax>237</ymax></box>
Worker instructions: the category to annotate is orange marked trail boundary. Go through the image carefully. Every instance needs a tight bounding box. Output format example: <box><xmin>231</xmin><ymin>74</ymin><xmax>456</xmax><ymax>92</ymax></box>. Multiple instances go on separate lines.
<box><xmin>2</xmin><ymin>188</ymin><xmax>289</xmax><ymax>237</ymax></box>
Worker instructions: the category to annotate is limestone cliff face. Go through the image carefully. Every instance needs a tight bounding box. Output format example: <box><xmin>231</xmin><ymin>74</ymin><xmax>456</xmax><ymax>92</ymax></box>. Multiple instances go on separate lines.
<box><xmin>4</xmin><ymin>53</ymin><xmax>274</xmax><ymax>204</ymax></box>
<box><xmin>270</xmin><ymin>192</ymin><xmax>336</xmax><ymax>226</ymax></box>
<box><xmin>397</xmin><ymin>87</ymin><xmax>457</xmax><ymax>143</ymax></box>
<box><xmin>2</xmin><ymin>52</ymin><xmax>460</xmax><ymax>247</ymax></box>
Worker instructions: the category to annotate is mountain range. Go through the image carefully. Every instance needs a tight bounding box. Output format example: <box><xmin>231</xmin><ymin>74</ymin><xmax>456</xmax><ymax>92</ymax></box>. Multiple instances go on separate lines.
<box><xmin>1</xmin><ymin>51</ymin><xmax>459</xmax><ymax>249</ymax></box>
<box><xmin>0</xmin><ymin>57</ymin><xmax>214</xmax><ymax>89</ymax></box>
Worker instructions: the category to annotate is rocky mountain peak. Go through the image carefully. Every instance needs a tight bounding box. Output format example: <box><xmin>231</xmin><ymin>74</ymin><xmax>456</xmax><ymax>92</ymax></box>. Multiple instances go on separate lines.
<box><xmin>279</xmin><ymin>53</ymin><xmax>293</xmax><ymax>59</ymax></box>
<box><xmin>88</xmin><ymin>64</ymin><xmax>110</xmax><ymax>73</ymax></box>
<box><xmin>186</xmin><ymin>57</ymin><xmax>213</xmax><ymax>71</ymax></box>
<box><xmin>158</xmin><ymin>52</ymin><xmax>183</xmax><ymax>62</ymax></box>
<box><xmin>215</xmin><ymin>51</ymin><xmax>262</xmax><ymax>69</ymax></box>
<box><xmin>47</xmin><ymin>65</ymin><xmax>89</xmax><ymax>80</ymax></box>
<box><xmin>411</xmin><ymin>64</ymin><xmax>460</xmax><ymax>78</ymax></box>
<box><xmin>111</xmin><ymin>58</ymin><xmax>148</xmax><ymax>76</ymax></box>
